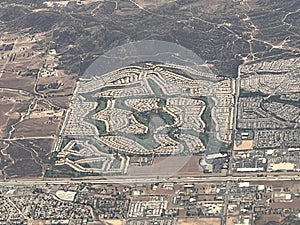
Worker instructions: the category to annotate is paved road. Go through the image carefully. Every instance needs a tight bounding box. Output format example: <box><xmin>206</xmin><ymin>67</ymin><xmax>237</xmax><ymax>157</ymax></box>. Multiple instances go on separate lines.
<box><xmin>0</xmin><ymin>136</ymin><xmax>55</xmax><ymax>141</ymax></box>
<box><xmin>1</xmin><ymin>174</ymin><xmax>300</xmax><ymax>186</ymax></box>
<box><xmin>222</xmin><ymin>181</ymin><xmax>231</xmax><ymax>225</ymax></box>
<box><xmin>228</xmin><ymin>66</ymin><xmax>241</xmax><ymax>176</ymax></box>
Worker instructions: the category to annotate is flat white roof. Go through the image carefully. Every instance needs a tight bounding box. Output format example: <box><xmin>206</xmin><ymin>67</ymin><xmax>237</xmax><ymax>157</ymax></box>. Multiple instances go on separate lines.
<box><xmin>268</xmin><ymin>162</ymin><xmax>295</xmax><ymax>171</ymax></box>
<box><xmin>237</xmin><ymin>167</ymin><xmax>264</xmax><ymax>172</ymax></box>
<box><xmin>238</xmin><ymin>182</ymin><xmax>250</xmax><ymax>188</ymax></box>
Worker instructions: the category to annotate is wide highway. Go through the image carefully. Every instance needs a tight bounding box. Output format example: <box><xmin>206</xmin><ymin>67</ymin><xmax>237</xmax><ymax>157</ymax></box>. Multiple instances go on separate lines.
<box><xmin>1</xmin><ymin>174</ymin><xmax>300</xmax><ymax>186</ymax></box>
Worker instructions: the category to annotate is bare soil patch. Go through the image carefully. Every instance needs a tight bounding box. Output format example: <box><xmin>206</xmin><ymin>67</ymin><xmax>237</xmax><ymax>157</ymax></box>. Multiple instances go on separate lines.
<box><xmin>5</xmin><ymin>157</ymin><xmax>42</xmax><ymax>178</ymax></box>
<box><xmin>12</xmin><ymin>117</ymin><xmax>59</xmax><ymax>138</ymax></box>
<box><xmin>177</xmin><ymin>155</ymin><xmax>204</xmax><ymax>175</ymax></box>
<box><xmin>255</xmin><ymin>214</ymin><xmax>285</xmax><ymax>225</ymax></box>
<box><xmin>177</xmin><ymin>217</ymin><xmax>221</xmax><ymax>225</ymax></box>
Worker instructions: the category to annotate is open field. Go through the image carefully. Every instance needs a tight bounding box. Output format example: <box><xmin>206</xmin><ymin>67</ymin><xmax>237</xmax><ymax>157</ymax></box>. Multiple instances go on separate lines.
<box><xmin>2</xmin><ymin>137</ymin><xmax>55</xmax><ymax>178</ymax></box>
<box><xmin>177</xmin><ymin>217</ymin><xmax>221</xmax><ymax>225</ymax></box>
<box><xmin>47</xmin><ymin>95</ymin><xmax>72</xmax><ymax>109</ymax></box>
<box><xmin>29</xmin><ymin>110</ymin><xmax>63</xmax><ymax>119</ymax></box>
<box><xmin>226</xmin><ymin>216</ymin><xmax>238</xmax><ymax>225</ymax></box>
<box><xmin>27</xmin><ymin>220</ymin><xmax>51</xmax><ymax>225</ymax></box>
<box><xmin>12</xmin><ymin>118</ymin><xmax>59</xmax><ymax>138</ymax></box>
<box><xmin>0</xmin><ymin>32</ymin><xmax>49</xmax><ymax>93</ymax></box>
<box><xmin>0</xmin><ymin>76</ymin><xmax>36</xmax><ymax>93</ymax></box>
<box><xmin>18</xmin><ymin>138</ymin><xmax>55</xmax><ymax>163</ymax></box>
<box><xmin>0</xmin><ymin>103</ymin><xmax>18</xmax><ymax>138</ymax></box>
<box><xmin>98</xmin><ymin>220</ymin><xmax>124</xmax><ymax>225</ymax></box>
<box><xmin>270</xmin><ymin>198</ymin><xmax>300</xmax><ymax>209</ymax></box>
<box><xmin>127</xmin><ymin>155</ymin><xmax>195</xmax><ymax>177</ymax></box>
<box><xmin>4</xmin><ymin>143</ymin><xmax>43</xmax><ymax>178</ymax></box>
<box><xmin>233</xmin><ymin>140</ymin><xmax>254</xmax><ymax>151</ymax></box>
<box><xmin>133</xmin><ymin>0</ymin><xmax>177</xmax><ymax>8</ymax></box>
<box><xmin>0</xmin><ymin>90</ymin><xmax>32</xmax><ymax>138</ymax></box>
<box><xmin>254</xmin><ymin>215</ymin><xmax>285</xmax><ymax>225</ymax></box>
<box><xmin>176</xmin><ymin>155</ymin><xmax>204</xmax><ymax>175</ymax></box>
<box><xmin>37</xmin><ymin>74</ymin><xmax>77</xmax><ymax>97</ymax></box>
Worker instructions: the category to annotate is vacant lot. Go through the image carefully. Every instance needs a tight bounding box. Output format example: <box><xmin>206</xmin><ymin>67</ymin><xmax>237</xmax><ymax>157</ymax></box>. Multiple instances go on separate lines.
<box><xmin>133</xmin><ymin>0</ymin><xmax>177</xmax><ymax>8</ymax></box>
<box><xmin>234</xmin><ymin>140</ymin><xmax>254</xmax><ymax>150</ymax></box>
<box><xmin>178</xmin><ymin>217</ymin><xmax>221</xmax><ymax>225</ymax></box>
<box><xmin>128</xmin><ymin>155</ymin><xmax>193</xmax><ymax>177</ymax></box>
<box><xmin>254</xmin><ymin>215</ymin><xmax>285</xmax><ymax>225</ymax></box>
<box><xmin>177</xmin><ymin>155</ymin><xmax>204</xmax><ymax>175</ymax></box>
<box><xmin>27</xmin><ymin>220</ymin><xmax>51</xmax><ymax>225</ymax></box>
<box><xmin>5</xmin><ymin>143</ymin><xmax>43</xmax><ymax>178</ymax></box>
<box><xmin>0</xmin><ymin>75</ymin><xmax>36</xmax><ymax>93</ymax></box>
<box><xmin>0</xmin><ymin>90</ymin><xmax>31</xmax><ymax>138</ymax></box>
<box><xmin>0</xmin><ymin>103</ymin><xmax>17</xmax><ymax>138</ymax></box>
<box><xmin>13</xmin><ymin>117</ymin><xmax>59</xmax><ymax>138</ymax></box>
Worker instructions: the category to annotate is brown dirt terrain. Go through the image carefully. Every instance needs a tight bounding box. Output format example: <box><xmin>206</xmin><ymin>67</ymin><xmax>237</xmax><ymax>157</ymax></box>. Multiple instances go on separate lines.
<box><xmin>177</xmin><ymin>155</ymin><xmax>204</xmax><ymax>175</ymax></box>
<box><xmin>37</xmin><ymin>74</ymin><xmax>76</xmax><ymax>95</ymax></box>
<box><xmin>178</xmin><ymin>0</ymin><xmax>234</xmax><ymax>13</ymax></box>
<box><xmin>0</xmin><ymin>141</ymin><xmax>8</xmax><ymax>172</ymax></box>
<box><xmin>254</xmin><ymin>214</ymin><xmax>285</xmax><ymax>225</ymax></box>
<box><xmin>177</xmin><ymin>217</ymin><xmax>221</xmax><ymax>225</ymax></box>
<box><xmin>5</xmin><ymin>158</ymin><xmax>42</xmax><ymax>177</ymax></box>
<box><xmin>6</xmin><ymin>143</ymin><xmax>32</xmax><ymax>160</ymax></box>
<box><xmin>270</xmin><ymin>198</ymin><xmax>300</xmax><ymax>209</ymax></box>
<box><xmin>18</xmin><ymin>138</ymin><xmax>55</xmax><ymax>163</ymax></box>
<box><xmin>0</xmin><ymin>76</ymin><xmax>36</xmax><ymax>93</ymax></box>
<box><xmin>28</xmin><ymin>220</ymin><xmax>51</xmax><ymax>225</ymax></box>
<box><xmin>99</xmin><ymin>220</ymin><xmax>124</xmax><ymax>225</ymax></box>
<box><xmin>0</xmin><ymin>103</ymin><xmax>17</xmax><ymax>138</ymax></box>
<box><xmin>128</xmin><ymin>155</ymin><xmax>195</xmax><ymax>177</ymax></box>
<box><xmin>5</xmin><ymin>143</ymin><xmax>43</xmax><ymax>178</ymax></box>
<box><xmin>0</xmin><ymin>90</ymin><xmax>64</xmax><ymax>177</ymax></box>
<box><xmin>0</xmin><ymin>90</ymin><xmax>32</xmax><ymax>138</ymax></box>
<box><xmin>234</xmin><ymin>140</ymin><xmax>254</xmax><ymax>150</ymax></box>
<box><xmin>47</xmin><ymin>95</ymin><xmax>72</xmax><ymax>109</ymax></box>
<box><xmin>133</xmin><ymin>0</ymin><xmax>177</xmax><ymax>8</ymax></box>
<box><xmin>12</xmin><ymin>117</ymin><xmax>59</xmax><ymax>138</ymax></box>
